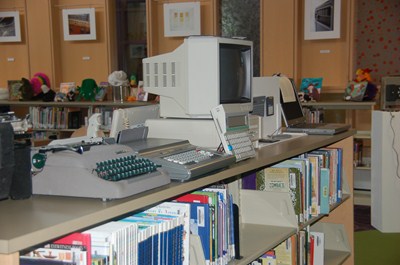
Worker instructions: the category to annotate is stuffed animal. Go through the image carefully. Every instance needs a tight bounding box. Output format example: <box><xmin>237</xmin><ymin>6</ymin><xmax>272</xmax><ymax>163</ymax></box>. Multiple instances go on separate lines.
<box><xmin>76</xmin><ymin>79</ymin><xmax>99</xmax><ymax>101</ymax></box>
<box><xmin>19</xmin><ymin>72</ymin><xmax>55</xmax><ymax>102</ymax></box>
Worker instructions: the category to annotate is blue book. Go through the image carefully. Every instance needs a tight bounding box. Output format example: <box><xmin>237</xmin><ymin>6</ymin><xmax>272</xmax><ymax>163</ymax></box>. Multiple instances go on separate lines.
<box><xmin>337</xmin><ymin>148</ymin><xmax>343</xmax><ymax>201</ymax></box>
<box><xmin>193</xmin><ymin>191</ymin><xmax>218</xmax><ymax>264</ymax></box>
<box><xmin>176</xmin><ymin>194</ymin><xmax>212</xmax><ymax>264</ymax></box>
<box><xmin>320</xmin><ymin>168</ymin><xmax>330</xmax><ymax>214</ymax></box>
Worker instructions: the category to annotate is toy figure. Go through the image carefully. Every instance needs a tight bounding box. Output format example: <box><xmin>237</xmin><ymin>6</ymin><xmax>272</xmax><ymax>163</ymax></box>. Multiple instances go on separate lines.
<box><xmin>76</xmin><ymin>79</ymin><xmax>99</xmax><ymax>102</ymax></box>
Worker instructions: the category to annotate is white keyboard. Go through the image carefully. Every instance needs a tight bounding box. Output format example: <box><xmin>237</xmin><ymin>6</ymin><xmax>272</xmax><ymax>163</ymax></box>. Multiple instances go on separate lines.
<box><xmin>164</xmin><ymin>149</ymin><xmax>215</xmax><ymax>165</ymax></box>
<box><xmin>224</xmin><ymin>131</ymin><xmax>256</xmax><ymax>161</ymax></box>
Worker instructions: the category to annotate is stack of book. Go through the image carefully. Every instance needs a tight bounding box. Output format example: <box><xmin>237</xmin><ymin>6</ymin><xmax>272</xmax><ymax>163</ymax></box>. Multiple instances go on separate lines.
<box><xmin>251</xmin><ymin>230</ymin><xmax>324</xmax><ymax>265</ymax></box>
<box><xmin>175</xmin><ymin>184</ymin><xmax>236</xmax><ymax>265</ymax></box>
<box><xmin>19</xmin><ymin>184</ymin><xmax>237</xmax><ymax>265</ymax></box>
<box><xmin>242</xmin><ymin>146</ymin><xmax>343</xmax><ymax>224</ymax></box>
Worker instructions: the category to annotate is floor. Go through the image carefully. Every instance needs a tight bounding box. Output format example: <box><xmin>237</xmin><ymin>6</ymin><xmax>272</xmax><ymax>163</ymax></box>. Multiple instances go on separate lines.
<box><xmin>354</xmin><ymin>204</ymin><xmax>400</xmax><ymax>265</ymax></box>
<box><xmin>353</xmin><ymin>189</ymin><xmax>371</xmax><ymax>206</ymax></box>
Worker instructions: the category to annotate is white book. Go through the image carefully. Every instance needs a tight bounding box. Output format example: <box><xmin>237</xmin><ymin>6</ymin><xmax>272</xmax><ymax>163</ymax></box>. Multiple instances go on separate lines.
<box><xmin>310</xmin><ymin>231</ymin><xmax>325</xmax><ymax>265</ymax></box>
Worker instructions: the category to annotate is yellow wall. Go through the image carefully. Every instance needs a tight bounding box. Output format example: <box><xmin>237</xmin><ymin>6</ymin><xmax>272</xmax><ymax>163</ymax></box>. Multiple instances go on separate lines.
<box><xmin>0</xmin><ymin>0</ymin><xmax>355</xmax><ymax>95</ymax></box>
<box><xmin>0</xmin><ymin>0</ymin><xmax>116</xmax><ymax>89</ymax></box>
<box><xmin>146</xmin><ymin>0</ymin><xmax>220</xmax><ymax>56</ymax></box>
<box><xmin>261</xmin><ymin>0</ymin><xmax>355</xmax><ymax>93</ymax></box>
<box><xmin>0</xmin><ymin>0</ymin><xmax>30</xmax><ymax>87</ymax></box>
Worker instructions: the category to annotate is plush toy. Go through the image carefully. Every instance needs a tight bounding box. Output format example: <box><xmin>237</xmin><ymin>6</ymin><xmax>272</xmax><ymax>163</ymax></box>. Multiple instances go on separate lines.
<box><xmin>76</xmin><ymin>79</ymin><xmax>99</xmax><ymax>101</ymax></box>
<box><xmin>19</xmin><ymin>73</ymin><xmax>55</xmax><ymax>102</ymax></box>
<box><xmin>345</xmin><ymin>68</ymin><xmax>378</xmax><ymax>101</ymax></box>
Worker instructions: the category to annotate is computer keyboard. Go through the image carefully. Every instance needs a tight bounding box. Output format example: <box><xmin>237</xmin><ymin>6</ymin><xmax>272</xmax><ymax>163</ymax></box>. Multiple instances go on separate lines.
<box><xmin>163</xmin><ymin>149</ymin><xmax>216</xmax><ymax>165</ymax></box>
<box><xmin>224</xmin><ymin>131</ymin><xmax>256</xmax><ymax>161</ymax></box>
<box><xmin>141</xmin><ymin>144</ymin><xmax>236</xmax><ymax>182</ymax></box>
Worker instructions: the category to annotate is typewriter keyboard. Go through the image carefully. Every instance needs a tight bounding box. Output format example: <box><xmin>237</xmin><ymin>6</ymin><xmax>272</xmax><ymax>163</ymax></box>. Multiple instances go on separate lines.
<box><xmin>95</xmin><ymin>155</ymin><xmax>160</xmax><ymax>181</ymax></box>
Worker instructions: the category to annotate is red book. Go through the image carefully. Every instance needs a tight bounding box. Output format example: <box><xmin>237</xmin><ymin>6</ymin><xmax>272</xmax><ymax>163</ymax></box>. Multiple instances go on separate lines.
<box><xmin>175</xmin><ymin>193</ymin><xmax>210</xmax><ymax>204</ymax></box>
<box><xmin>54</xmin><ymin>232</ymin><xmax>91</xmax><ymax>265</ymax></box>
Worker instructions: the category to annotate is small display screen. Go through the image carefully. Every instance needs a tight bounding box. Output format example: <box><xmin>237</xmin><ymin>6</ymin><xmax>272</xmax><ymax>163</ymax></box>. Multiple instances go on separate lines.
<box><xmin>227</xmin><ymin>115</ymin><xmax>247</xmax><ymax>128</ymax></box>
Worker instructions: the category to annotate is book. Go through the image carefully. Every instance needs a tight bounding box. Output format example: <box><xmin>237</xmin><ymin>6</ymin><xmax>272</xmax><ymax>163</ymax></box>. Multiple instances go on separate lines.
<box><xmin>262</xmin><ymin>167</ymin><xmax>290</xmax><ymax>192</ymax></box>
<box><xmin>241</xmin><ymin>171</ymin><xmax>257</xmax><ymax>190</ymax></box>
<box><xmin>175</xmin><ymin>193</ymin><xmax>212</xmax><ymax>265</ymax></box>
<box><xmin>193</xmin><ymin>190</ymin><xmax>219</xmax><ymax>265</ymax></box>
<box><xmin>85</xmin><ymin>221</ymin><xmax>138</xmax><ymax>265</ymax></box>
<box><xmin>20</xmin><ymin>243</ymin><xmax>88</xmax><ymax>265</ymax></box>
<box><xmin>143</xmin><ymin>201</ymin><xmax>191</xmax><ymax>265</ymax></box>
<box><xmin>306</xmin><ymin>155</ymin><xmax>320</xmax><ymax>216</ymax></box>
<box><xmin>203</xmin><ymin>185</ymin><xmax>234</xmax><ymax>264</ymax></box>
<box><xmin>259</xmin><ymin>250</ymin><xmax>276</xmax><ymax>265</ymax></box>
<box><xmin>53</xmin><ymin>232</ymin><xmax>91</xmax><ymax>265</ymax></box>
<box><xmin>131</xmin><ymin>212</ymin><xmax>183</xmax><ymax>265</ymax></box>
<box><xmin>272</xmin><ymin>162</ymin><xmax>303</xmax><ymax>223</ymax></box>
<box><xmin>121</xmin><ymin>214</ymin><xmax>166</xmax><ymax>265</ymax></box>
<box><xmin>319</xmin><ymin>168</ymin><xmax>330</xmax><ymax>214</ymax></box>
<box><xmin>310</xmin><ymin>231</ymin><xmax>324</xmax><ymax>265</ymax></box>
<box><xmin>300</xmin><ymin>77</ymin><xmax>323</xmax><ymax>101</ymax></box>
<box><xmin>273</xmin><ymin>234</ymin><xmax>297</xmax><ymax>265</ymax></box>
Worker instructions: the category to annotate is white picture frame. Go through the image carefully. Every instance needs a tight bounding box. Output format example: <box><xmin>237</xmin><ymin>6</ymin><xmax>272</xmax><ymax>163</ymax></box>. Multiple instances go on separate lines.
<box><xmin>0</xmin><ymin>11</ymin><xmax>21</xmax><ymax>42</ymax></box>
<box><xmin>62</xmin><ymin>8</ymin><xmax>96</xmax><ymax>41</ymax></box>
<box><xmin>304</xmin><ymin>0</ymin><xmax>341</xmax><ymax>40</ymax></box>
<box><xmin>163</xmin><ymin>2</ymin><xmax>201</xmax><ymax>37</ymax></box>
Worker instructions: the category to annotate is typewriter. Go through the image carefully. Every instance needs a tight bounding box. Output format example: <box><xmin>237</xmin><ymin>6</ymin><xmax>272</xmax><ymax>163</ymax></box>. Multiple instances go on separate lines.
<box><xmin>31</xmin><ymin>140</ymin><xmax>170</xmax><ymax>200</ymax></box>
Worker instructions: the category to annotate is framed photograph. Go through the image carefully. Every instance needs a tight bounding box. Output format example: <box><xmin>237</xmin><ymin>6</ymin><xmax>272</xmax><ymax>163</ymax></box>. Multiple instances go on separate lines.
<box><xmin>163</xmin><ymin>2</ymin><xmax>201</xmax><ymax>37</ymax></box>
<box><xmin>8</xmin><ymin>80</ymin><xmax>23</xmax><ymax>101</ymax></box>
<box><xmin>0</xmin><ymin>11</ymin><xmax>21</xmax><ymax>42</ymax></box>
<box><xmin>304</xmin><ymin>0</ymin><xmax>341</xmax><ymax>40</ymax></box>
<box><xmin>62</xmin><ymin>8</ymin><xmax>96</xmax><ymax>41</ymax></box>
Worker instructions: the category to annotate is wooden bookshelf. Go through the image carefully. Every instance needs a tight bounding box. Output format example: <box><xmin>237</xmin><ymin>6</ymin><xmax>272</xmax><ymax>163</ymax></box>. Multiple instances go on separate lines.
<box><xmin>0</xmin><ymin>130</ymin><xmax>354</xmax><ymax>265</ymax></box>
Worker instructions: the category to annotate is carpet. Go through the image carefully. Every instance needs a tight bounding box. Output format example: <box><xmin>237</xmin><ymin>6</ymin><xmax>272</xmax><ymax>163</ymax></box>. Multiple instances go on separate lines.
<box><xmin>354</xmin><ymin>205</ymin><xmax>400</xmax><ymax>265</ymax></box>
<box><xmin>354</xmin><ymin>205</ymin><xmax>375</xmax><ymax>232</ymax></box>
<box><xmin>355</xmin><ymin>230</ymin><xmax>400</xmax><ymax>265</ymax></box>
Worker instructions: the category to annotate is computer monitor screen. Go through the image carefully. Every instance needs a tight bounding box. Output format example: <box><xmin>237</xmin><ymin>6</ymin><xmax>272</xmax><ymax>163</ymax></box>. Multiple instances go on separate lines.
<box><xmin>143</xmin><ymin>36</ymin><xmax>253</xmax><ymax>119</ymax></box>
<box><xmin>109</xmin><ymin>105</ymin><xmax>160</xmax><ymax>139</ymax></box>
<box><xmin>220</xmin><ymin>44</ymin><xmax>252</xmax><ymax>104</ymax></box>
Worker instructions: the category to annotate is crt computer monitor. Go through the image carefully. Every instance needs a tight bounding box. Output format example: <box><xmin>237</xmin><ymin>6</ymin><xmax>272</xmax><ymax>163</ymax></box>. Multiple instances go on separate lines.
<box><xmin>143</xmin><ymin>36</ymin><xmax>253</xmax><ymax>119</ymax></box>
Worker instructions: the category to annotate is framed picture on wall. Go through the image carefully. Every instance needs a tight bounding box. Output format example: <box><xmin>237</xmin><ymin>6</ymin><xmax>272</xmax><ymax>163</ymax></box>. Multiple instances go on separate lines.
<box><xmin>163</xmin><ymin>2</ymin><xmax>201</xmax><ymax>37</ymax></box>
<box><xmin>62</xmin><ymin>8</ymin><xmax>96</xmax><ymax>41</ymax></box>
<box><xmin>0</xmin><ymin>11</ymin><xmax>21</xmax><ymax>42</ymax></box>
<box><xmin>304</xmin><ymin>0</ymin><xmax>341</xmax><ymax>40</ymax></box>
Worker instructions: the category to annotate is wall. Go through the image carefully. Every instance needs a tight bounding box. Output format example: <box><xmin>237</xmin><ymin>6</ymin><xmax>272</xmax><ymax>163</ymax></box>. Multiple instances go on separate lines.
<box><xmin>354</xmin><ymin>0</ymin><xmax>400</xmax><ymax>85</ymax></box>
<box><xmin>297</xmin><ymin>0</ymin><xmax>356</xmax><ymax>92</ymax></box>
<box><xmin>260</xmin><ymin>0</ymin><xmax>356</xmax><ymax>94</ymax></box>
<box><xmin>51</xmin><ymin>0</ymin><xmax>117</xmax><ymax>86</ymax></box>
<box><xmin>0</xmin><ymin>0</ymin><xmax>116</xmax><ymax>90</ymax></box>
<box><xmin>0</xmin><ymin>0</ymin><xmax>30</xmax><ymax>88</ymax></box>
<box><xmin>261</xmin><ymin>0</ymin><xmax>298</xmax><ymax>78</ymax></box>
<box><xmin>146</xmin><ymin>0</ymin><xmax>219</xmax><ymax>56</ymax></box>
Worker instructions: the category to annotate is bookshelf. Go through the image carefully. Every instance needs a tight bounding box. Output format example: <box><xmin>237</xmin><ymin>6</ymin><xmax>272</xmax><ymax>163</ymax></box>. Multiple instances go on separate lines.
<box><xmin>0</xmin><ymin>130</ymin><xmax>354</xmax><ymax>265</ymax></box>
<box><xmin>302</xmin><ymin>98</ymin><xmax>375</xmax><ymax>197</ymax></box>
<box><xmin>0</xmin><ymin>100</ymin><xmax>155</xmax><ymax>142</ymax></box>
